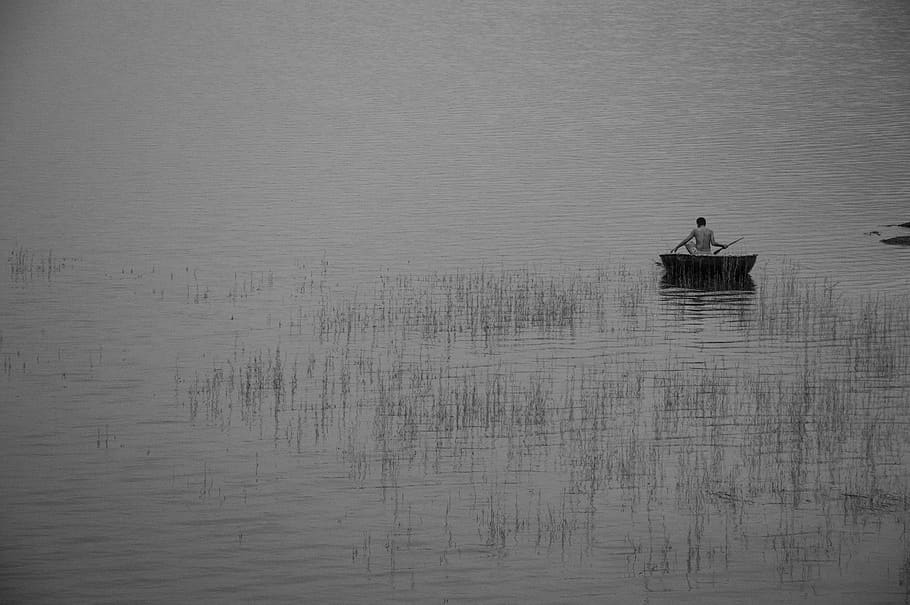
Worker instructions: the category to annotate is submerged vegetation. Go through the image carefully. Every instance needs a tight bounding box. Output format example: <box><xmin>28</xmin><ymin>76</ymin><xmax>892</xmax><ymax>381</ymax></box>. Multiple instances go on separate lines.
<box><xmin>4</xmin><ymin>249</ymin><xmax>909</xmax><ymax>599</ymax></box>
<box><xmin>170</xmin><ymin>258</ymin><xmax>910</xmax><ymax>595</ymax></box>
<box><xmin>7</xmin><ymin>246</ymin><xmax>77</xmax><ymax>281</ymax></box>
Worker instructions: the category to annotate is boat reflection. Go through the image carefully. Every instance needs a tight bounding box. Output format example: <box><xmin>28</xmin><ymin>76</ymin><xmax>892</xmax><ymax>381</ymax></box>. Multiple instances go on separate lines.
<box><xmin>658</xmin><ymin>273</ymin><xmax>756</xmax><ymax>326</ymax></box>
<box><xmin>659</xmin><ymin>273</ymin><xmax>755</xmax><ymax>293</ymax></box>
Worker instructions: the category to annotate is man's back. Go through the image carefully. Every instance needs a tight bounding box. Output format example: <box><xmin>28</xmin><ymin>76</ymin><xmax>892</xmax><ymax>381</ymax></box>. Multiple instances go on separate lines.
<box><xmin>692</xmin><ymin>226</ymin><xmax>715</xmax><ymax>252</ymax></box>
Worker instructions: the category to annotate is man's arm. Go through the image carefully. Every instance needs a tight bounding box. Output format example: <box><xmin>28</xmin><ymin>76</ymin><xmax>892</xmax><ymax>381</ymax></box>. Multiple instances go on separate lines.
<box><xmin>709</xmin><ymin>231</ymin><xmax>727</xmax><ymax>249</ymax></box>
<box><xmin>672</xmin><ymin>229</ymin><xmax>696</xmax><ymax>252</ymax></box>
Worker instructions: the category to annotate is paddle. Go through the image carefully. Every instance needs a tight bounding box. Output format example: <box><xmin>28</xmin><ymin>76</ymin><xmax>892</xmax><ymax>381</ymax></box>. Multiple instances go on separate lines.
<box><xmin>714</xmin><ymin>237</ymin><xmax>744</xmax><ymax>255</ymax></box>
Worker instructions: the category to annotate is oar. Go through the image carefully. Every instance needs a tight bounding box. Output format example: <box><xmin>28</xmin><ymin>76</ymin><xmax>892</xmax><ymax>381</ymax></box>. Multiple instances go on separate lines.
<box><xmin>714</xmin><ymin>237</ymin><xmax>744</xmax><ymax>255</ymax></box>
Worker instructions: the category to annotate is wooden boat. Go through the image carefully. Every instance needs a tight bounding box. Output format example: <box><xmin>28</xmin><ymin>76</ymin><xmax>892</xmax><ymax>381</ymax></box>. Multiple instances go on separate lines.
<box><xmin>659</xmin><ymin>253</ymin><xmax>757</xmax><ymax>287</ymax></box>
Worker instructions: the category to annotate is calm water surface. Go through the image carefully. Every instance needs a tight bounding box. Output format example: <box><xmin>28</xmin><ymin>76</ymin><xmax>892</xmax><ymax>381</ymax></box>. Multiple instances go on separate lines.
<box><xmin>2</xmin><ymin>1</ymin><xmax>910</xmax><ymax>603</ymax></box>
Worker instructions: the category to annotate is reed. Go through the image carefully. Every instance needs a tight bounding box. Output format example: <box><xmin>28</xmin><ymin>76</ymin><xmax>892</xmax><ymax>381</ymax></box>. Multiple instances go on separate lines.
<box><xmin>8</xmin><ymin>246</ymin><xmax>75</xmax><ymax>281</ymax></box>
<box><xmin>306</xmin><ymin>264</ymin><xmax>658</xmax><ymax>346</ymax></box>
<box><xmin>168</xmin><ymin>256</ymin><xmax>910</xmax><ymax>589</ymax></box>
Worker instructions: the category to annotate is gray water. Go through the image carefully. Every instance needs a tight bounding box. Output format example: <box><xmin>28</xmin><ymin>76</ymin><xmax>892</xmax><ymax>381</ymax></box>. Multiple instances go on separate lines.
<box><xmin>2</xmin><ymin>1</ymin><xmax>910</xmax><ymax>603</ymax></box>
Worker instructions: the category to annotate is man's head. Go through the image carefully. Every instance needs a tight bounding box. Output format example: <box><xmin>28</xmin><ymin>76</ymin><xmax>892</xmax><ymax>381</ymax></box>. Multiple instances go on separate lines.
<box><xmin>696</xmin><ymin>217</ymin><xmax>706</xmax><ymax>227</ymax></box>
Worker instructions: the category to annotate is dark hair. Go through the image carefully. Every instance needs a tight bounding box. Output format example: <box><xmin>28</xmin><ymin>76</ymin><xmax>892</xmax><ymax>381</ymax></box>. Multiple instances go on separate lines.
<box><xmin>696</xmin><ymin>217</ymin><xmax>706</xmax><ymax>226</ymax></box>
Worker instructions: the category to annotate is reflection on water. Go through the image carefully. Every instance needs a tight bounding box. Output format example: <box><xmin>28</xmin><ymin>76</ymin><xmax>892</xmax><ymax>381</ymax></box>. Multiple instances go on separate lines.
<box><xmin>659</xmin><ymin>273</ymin><xmax>756</xmax><ymax>294</ymax></box>
<box><xmin>657</xmin><ymin>273</ymin><xmax>756</xmax><ymax>337</ymax></box>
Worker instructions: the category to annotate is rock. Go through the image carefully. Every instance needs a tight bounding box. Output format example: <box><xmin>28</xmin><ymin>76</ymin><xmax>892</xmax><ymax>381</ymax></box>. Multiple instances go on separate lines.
<box><xmin>881</xmin><ymin>236</ymin><xmax>910</xmax><ymax>246</ymax></box>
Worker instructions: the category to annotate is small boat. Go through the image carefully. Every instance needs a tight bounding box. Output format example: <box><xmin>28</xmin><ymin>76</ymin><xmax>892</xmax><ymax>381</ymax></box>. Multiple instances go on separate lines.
<box><xmin>659</xmin><ymin>253</ymin><xmax>757</xmax><ymax>287</ymax></box>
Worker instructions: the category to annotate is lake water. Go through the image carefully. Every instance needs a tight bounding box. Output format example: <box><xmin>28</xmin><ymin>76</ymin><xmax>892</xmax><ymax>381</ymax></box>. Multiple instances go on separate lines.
<box><xmin>2</xmin><ymin>1</ymin><xmax>910</xmax><ymax>603</ymax></box>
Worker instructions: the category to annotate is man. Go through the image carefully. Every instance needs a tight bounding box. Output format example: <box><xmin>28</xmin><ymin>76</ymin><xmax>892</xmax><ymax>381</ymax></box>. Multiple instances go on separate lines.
<box><xmin>672</xmin><ymin>217</ymin><xmax>728</xmax><ymax>255</ymax></box>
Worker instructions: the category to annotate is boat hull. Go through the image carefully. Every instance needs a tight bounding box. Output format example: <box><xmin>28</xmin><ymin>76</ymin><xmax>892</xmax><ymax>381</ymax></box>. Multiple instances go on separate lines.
<box><xmin>659</xmin><ymin>253</ymin><xmax>757</xmax><ymax>288</ymax></box>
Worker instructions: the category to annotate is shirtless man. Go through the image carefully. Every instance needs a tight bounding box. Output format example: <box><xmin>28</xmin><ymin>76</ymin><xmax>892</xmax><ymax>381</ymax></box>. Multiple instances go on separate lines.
<box><xmin>672</xmin><ymin>217</ymin><xmax>728</xmax><ymax>255</ymax></box>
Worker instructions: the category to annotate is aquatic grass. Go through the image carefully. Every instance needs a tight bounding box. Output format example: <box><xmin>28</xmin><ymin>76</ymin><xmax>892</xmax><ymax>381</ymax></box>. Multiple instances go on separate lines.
<box><xmin>307</xmin><ymin>264</ymin><xmax>659</xmax><ymax>346</ymax></box>
<box><xmin>750</xmin><ymin>260</ymin><xmax>844</xmax><ymax>341</ymax></box>
<box><xmin>168</xmin><ymin>256</ymin><xmax>910</xmax><ymax>592</ymax></box>
<box><xmin>7</xmin><ymin>246</ymin><xmax>77</xmax><ymax>281</ymax></box>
